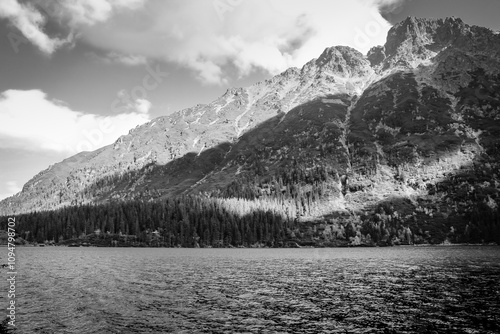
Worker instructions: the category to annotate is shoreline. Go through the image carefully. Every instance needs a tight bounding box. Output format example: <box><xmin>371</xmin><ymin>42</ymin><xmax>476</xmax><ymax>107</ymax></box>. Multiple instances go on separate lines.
<box><xmin>7</xmin><ymin>242</ymin><xmax>499</xmax><ymax>248</ymax></box>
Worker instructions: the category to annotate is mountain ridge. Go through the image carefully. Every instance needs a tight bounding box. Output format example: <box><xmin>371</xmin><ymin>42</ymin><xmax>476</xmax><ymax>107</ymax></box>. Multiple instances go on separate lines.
<box><xmin>1</xmin><ymin>16</ymin><xmax>500</xmax><ymax>249</ymax></box>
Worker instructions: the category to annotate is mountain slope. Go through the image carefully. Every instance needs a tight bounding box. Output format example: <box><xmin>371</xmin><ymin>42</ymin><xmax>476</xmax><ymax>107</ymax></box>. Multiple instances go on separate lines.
<box><xmin>1</xmin><ymin>46</ymin><xmax>374</xmax><ymax>213</ymax></box>
<box><xmin>2</xmin><ymin>17</ymin><xmax>500</xmax><ymax>246</ymax></box>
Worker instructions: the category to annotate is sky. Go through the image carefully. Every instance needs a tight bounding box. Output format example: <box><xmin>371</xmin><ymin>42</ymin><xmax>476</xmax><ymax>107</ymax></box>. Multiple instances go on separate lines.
<box><xmin>0</xmin><ymin>0</ymin><xmax>499</xmax><ymax>201</ymax></box>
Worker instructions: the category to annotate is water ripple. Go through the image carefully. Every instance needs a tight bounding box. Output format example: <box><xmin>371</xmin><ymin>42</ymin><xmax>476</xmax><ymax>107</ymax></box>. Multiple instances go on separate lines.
<box><xmin>3</xmin><ymin>246</ymin><xmax>499</xmax><ymax>333</ymax></box>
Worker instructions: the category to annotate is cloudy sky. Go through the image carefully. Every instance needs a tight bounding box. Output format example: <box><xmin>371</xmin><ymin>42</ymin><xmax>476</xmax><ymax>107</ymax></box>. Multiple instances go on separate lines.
<box><xmin>0</xmin><ymin>0</ymin><xmax>499</xmax><ymax>200</ymax></box>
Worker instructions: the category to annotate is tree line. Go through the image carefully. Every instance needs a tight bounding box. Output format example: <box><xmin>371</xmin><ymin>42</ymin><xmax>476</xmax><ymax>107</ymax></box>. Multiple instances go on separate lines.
<box><xmin>2</xmin><ymin>160</ymin><xmax>499</xmax><ymax>247</ymax></box>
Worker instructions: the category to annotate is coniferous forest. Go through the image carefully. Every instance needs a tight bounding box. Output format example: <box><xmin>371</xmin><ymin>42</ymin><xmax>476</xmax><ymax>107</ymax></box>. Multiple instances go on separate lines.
<box><xmin>3</xmin><ymin>161</ymin><xmax>500</xmax><ymax>247</ymax></box>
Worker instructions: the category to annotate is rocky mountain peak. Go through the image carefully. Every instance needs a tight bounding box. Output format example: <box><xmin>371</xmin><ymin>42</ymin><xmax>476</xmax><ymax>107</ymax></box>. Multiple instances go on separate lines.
<box><xmin>368</xmin><ymin>16</ymin><xmax>500</xmax><ymax>72</ymax></box>
<box><xmin>385</xmin><ymin>16</ymin><xmax>466</xmax><ymax>56</ymax></box>
<box><xmin>302</xmin><ymin>45</ymin><xmax>372</xmax><ymax>78</ymax></box>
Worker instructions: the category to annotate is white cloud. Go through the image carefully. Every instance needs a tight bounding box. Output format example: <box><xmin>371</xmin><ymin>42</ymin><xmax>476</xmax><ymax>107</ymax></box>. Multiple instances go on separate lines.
<box><xmin>1</xmin><ymin>0</ymin><xmax>401</xmax><ymax>80</ymax></box>
<box><xmin>77</xmin><ymin>0</ymin><xmax>398</xmax><ymax>84</ymax></box>
<box><xmin>0</xmin><ymin>89</ymin><xmax>151</xmax><ymax>155</ymax></box>
<box><xmin>135</xmin><ymin>98</ymin><xmax>152</xmax><ymax>114</ymax></box>
<box><xmin>0</xmin><ymin>0</ymin><xmax>147</xmax><ymax>54</ymax></box>
<box><xmin>372</xmin><ymin>0</ymin><xmax>409</xmax><ymax>14</ymax></box>
<box><xmin>0</xmin><ymin>0</ymin><xmax>68</xmax><ymax>54</ymax></box>
<box><xmin>54</xmin><ymin>0</ymin><xmax>146</xmax><ymax>26</ymax></box>
<box><xmin>107</xmin><ymin>52</ymin><xmax>148</xmax><ymax>66</ymax></box>
<box><xmin>88</xmin><ymin>51</ymin><xmax>148</xmax><ymax>66</ymax></box>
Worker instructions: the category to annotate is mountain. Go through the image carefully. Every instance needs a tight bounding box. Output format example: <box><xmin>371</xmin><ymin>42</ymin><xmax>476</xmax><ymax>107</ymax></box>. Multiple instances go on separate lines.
<box><xmin>2</xmin><ymin>45</ymin><xmax>375</xmax><ymax>212</ymax></box>
<box><xmin>2</xmin><ymin>17</ymin><xmax>500</xmax><ymax>246</ymax></box>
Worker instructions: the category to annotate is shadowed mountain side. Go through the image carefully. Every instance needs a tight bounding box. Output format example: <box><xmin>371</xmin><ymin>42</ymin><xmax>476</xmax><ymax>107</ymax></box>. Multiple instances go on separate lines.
<box><xmin>193</xmin><ymin>93</ymin><xmax>353</xmax><ymax>194</ymax></box>
<box><xmin>94</xmin><ymin>65</ymin><xmax>500</xmax><ymax>220</ymax></box>
<box><xmin>317</xmin><ymin>70</ymin><xmax>500</xmax><ymax>245</ymax></box>
<box><xmin>85</xmin><ymin>142</ymin><xmax>233</xmax><ymax>203</ymax></box>
<box><xmin>318</xmin><ymin>153</ymin><xmax>500</xmax><ymax>246</ymax></box>
<box><xmin>4</xmin><ymin>151</ymin><xmax>498</xmax><ymax>247</ymax></box>
<box><xmin>5</xmin><ymin>144</ymin><xmax>498</xmax><ymax>247</ymax></box>
<box><xmin>0</xmin><ymin>45</ymin><xmax>373</xmax><ymax>215</ymax></box>
<box><xmin>73</xmin><ymin>93</ymin><xmax>352</xmax><ymax>205</ymax></box>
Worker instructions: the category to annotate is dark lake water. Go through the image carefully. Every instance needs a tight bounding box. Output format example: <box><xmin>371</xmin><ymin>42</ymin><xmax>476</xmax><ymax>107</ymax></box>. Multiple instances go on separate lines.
<box><xmin>1</xmin><ymin>246</ymin><xmax>500</xmax><ymax>333</ymax></box>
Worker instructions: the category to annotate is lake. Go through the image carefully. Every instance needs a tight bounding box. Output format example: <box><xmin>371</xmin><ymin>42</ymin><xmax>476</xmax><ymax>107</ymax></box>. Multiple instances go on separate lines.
<box><xmin>2</xmin><ymin>246</ymin><xmax>500</xmax><ymax>333</ymax></box>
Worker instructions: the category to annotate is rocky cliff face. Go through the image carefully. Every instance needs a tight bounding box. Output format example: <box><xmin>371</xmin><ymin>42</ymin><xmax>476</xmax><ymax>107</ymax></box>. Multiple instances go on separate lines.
<box><xmin>2</xmin><ymin>17</ymin><xmax>500</xmax><ymax>240</ymax></box>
